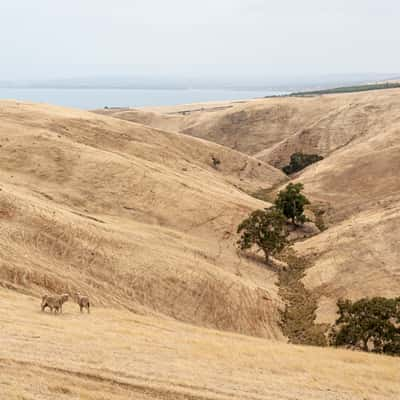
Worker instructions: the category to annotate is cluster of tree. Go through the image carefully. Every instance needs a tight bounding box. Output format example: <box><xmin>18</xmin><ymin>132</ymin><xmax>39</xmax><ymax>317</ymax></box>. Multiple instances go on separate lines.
<box><xmin>282</xmin><ymin>152</ymin><xmax>323</xmax><ymax>175</ymax></box>
<box><xmin>331</xmin><ymin>297</ymin><xmax>400</xmax><ymax>355</ymax></box>
<box><xmin>275</xmin><ymin>182</ymin><xmax>310</xmax><ymax>224</ymax></box>
<box><xmin>237</xmin><ymin>183</ymin><xmax>400</xmax><ymax>358</ymax></box>
<box><xmin>237</xmin><ymin>183</ymin><xmax>309</xmax><ymax>263</ymax></box>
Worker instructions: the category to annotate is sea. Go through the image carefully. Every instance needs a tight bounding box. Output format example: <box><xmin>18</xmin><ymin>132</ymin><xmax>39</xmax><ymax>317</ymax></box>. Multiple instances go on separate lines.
<box><xmin>0</xmin><ymin>88</ymin><xmax>286</xmax><ymax>110</ymax></box>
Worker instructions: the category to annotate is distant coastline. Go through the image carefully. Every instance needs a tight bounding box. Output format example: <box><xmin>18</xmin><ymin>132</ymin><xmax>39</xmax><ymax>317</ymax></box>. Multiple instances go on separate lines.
<box><xmin>1</xmin><ymin>75</ymin><xmax>399</xmax><ymax>109</ymax></box>
<box><xmin>0</xmin><ymin>87</ymin><xmax>282</xmax><ymax>110</ymax></box>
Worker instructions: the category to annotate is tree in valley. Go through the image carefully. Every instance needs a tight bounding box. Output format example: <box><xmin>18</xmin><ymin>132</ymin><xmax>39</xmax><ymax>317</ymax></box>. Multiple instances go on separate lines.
<box><xmin>331</xmin><ymin>297</ymin><xmax>400</xmax><ymax>355</ymax></box>
<box><xmin>282</xmin><ymin>152</ymin><xmax>323</xmax><ymax>175</ymax></box>
<box><xmin>275</xmin><ymin>183</ymin><xmax>310</xmax><ymax>225</ymax></box>
<box><xmin>237</xmin><ymin>207</ymin><xmax>288</xmax><ymax>264</ymax></box>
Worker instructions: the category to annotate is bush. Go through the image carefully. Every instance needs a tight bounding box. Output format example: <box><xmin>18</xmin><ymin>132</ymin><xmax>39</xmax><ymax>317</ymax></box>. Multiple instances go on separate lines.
<box><xmin>282</xmin><ymin>152</ymin><xmax>323</xmax><ymax>175</ymax></box>
<box><xmin>237</xmin><ymin>207</ymin><xmax>288</xmax><ymax>264</ymax></box>
<box><xmin>211</xmin><ymin>155</ymin><xmax>221</xmax><ymax>168</ymax></box>
<box><xmin>331</xmin><ymin>297</ymin><xmax>400</xmax><ymax>355</ymax></box>
<box><xmin>275</xmin><ymin>183</ymin><xmax>310</xmax><ymax>225</ymax></box>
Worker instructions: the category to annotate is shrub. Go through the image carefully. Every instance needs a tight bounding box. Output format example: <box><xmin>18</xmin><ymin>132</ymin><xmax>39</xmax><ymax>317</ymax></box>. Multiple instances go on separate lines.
<box><xmin>282</xmin><ymin>152</ymin><xmax>323</xmax><ymax>175</ymax></box>
<box><xmin>211</xmin><ymin>155</ymin><xmax>221</xmax><ymax>168</ymax></box>
<box><xmin>237</xmin><ymin>207</ymin><xmax>288</xmax><ymax>264</ymax></box>
<box><xmin>275</xmin><ymin>183</ymin><xmax>310</xmax><ymax>225</ymax></box>
<box><xmin>331</xmin><ymin>297</ymin><xmax>400</xmax><ymax>355</ymax></box>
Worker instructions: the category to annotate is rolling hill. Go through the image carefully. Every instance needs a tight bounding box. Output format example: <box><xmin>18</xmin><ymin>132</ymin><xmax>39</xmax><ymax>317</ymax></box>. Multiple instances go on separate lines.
<box><xmin>97</xmin><ymin>89</ymin><xmax>400</xmax><ymax>327</ymax></box>
<box><xmin>97</xmin><ymin>88</ymin><xmax>400</xmax><ymax>169</ymax></box>
<box><xmin>2</xmin><ymin>288</ymin><xmax>399</xmax><ymax>400</ymax></box>
<box><xmin>2</xmin><ymin>94</ymin><xmax>400</xmax><ymax>399</ymax></box>
<box><xmin>0</xmin><ymin>100</ymin><xmax>287</xmax><ymax>339</ymax></box>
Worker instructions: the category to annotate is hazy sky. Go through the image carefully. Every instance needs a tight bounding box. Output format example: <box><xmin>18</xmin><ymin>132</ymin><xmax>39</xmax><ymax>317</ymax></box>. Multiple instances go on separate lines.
<box><xmin>1</xmin><ymin>0</ymin><xmax>399</xmax><ymax>81</ymax></box>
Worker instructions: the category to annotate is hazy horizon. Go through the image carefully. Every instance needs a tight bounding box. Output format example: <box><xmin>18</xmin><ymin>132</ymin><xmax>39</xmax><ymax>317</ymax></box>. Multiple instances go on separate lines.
<box><xmin>1</xmin><ymin>72</ymin><xmax>399</xmax><ymax>93</ymax></box>
<box><xmin>1</xmin><ymin>1</ymin><xmax>400</xmax><ymax>85</ymax></box>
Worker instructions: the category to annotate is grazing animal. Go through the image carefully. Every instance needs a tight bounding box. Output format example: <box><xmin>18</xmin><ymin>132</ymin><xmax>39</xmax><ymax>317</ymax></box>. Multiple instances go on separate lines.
<box><xmin>76</xmin><ymin>293</ymin><xmax>90</xmax><ymax>313</ymax></box>
<box><xmin>41</xmin><ymin>293</ymin><xmax>69</xmax><ymax>313</ymax></box>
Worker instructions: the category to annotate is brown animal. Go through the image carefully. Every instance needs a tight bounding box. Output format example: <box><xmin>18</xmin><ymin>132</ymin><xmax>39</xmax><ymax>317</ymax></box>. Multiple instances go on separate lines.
<box><xmin>41</xmin><ymin>293</ymin><xmax>69</xmax><ymax>313</ymax></box>
<box><xmin>76</xmin><ymin>293</ymin><xmax>90</xmax><ymax>313</ymax></box>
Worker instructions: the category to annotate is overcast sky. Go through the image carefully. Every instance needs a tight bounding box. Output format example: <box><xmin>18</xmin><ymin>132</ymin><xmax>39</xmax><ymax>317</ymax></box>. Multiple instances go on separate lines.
<box><xmin>1</xmin><ymin>0</ymin><xmax>399</xmax><ymax>82</ymax></box>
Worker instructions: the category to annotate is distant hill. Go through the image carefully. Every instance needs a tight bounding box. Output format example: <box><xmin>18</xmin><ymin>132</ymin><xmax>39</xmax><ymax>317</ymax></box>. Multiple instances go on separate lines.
<box><xmin>98</xmin><ymin>88</ymin><xmax>400</xmax><ymax>327</ymax></box>
<box><xmin>2</xmin><ymin>96</ymin><xmax>400</xmax><ymax>399</ymax></box>
<box><xmin>288</xmin><ymin>81</ymin><xmax>400</xmax><ymax>96</ymax></box>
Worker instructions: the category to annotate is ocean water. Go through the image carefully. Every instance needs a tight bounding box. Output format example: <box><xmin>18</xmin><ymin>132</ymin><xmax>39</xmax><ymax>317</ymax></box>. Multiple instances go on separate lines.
<box><xmin>0</xmin><ymin>88</ymin><xmax>286</xmax><ymax>110</ymax></box>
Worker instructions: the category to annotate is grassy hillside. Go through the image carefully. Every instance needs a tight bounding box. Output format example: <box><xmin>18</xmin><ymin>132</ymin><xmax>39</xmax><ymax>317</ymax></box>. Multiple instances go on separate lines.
<box><xmin>2</xmin><ymin>96</ymin><xmax>400</xmax><ymax>399</ymax></box>
<box><xmin>2</xmin><ymin>289</ymin><xmax>399</xmax><ymax>400</ymax></box>
<box><xmin>99</xmin><ymin>90</ymin><xmax>400</xmax><ymax>328</ymax></box>
<box><xmin>98</xmin><ymin>88</ymin><xmax>400</xmax><ymax>169</ymax></box>
<box><xmin>0</xmin><ymin>100</ymin><xmax>287</xmax><ymax>338</ymax></box>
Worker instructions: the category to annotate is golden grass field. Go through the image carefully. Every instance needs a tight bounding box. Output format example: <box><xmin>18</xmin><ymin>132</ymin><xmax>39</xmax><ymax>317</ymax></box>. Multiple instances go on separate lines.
<box><xmin>2</xmin><ymin>289</ymin><xmax>399</xmax><ymax>400</ymax></box>
<box><xmin>0</xmin><ymin>100</ymin><xmax>289</xmax><ymax>339</ymax></box>
<box><xmin>1</xmin><ymin>90</ymin><xmax>400</xmax><ymax>399</ymax></box>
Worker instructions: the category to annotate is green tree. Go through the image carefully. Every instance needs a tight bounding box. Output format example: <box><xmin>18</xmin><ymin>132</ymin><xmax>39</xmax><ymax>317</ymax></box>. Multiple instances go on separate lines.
<box><xmin>282</xmin><ymin>152</ymin><xmax>323</xmax><ymax>175</ymax></box>
<box><xmin>331</xmin><ymin>297</ymin><xmax>400</xmax><ymax>355</ymax></box>
<box><xmin>237</xmin><ymin>207</ymin><xmax>288</xmax><ymax>264</ymax></box>
<box><xmin>275</xmin><ymin>183</ymin><xmax>310</xmax><ymax>225</ymax></box>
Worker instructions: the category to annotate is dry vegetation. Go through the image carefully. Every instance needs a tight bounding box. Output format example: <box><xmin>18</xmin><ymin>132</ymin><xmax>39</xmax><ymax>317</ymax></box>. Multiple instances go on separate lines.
<box><xmin>1</xmin><ymin>289</ymin><xmax>399</xmax><ymax>400</ymax></box>
<box><xmin>0</xmin><ymin>100</ymin><xmax>288</xmax><ymax>338</ymax></box>
<box><xmin>100</xmin><ymin>89</ymin><xmax>400</xmax><ymax>328</ymax></box>
<box><xmin>97</xmin><ymin>88</ymin><xmax>400</xmax><ymax>168</ymax></box>
<box><xmin>2</xmin><ymin>90</ymin><xmax>400</xmax><ymax>398</ymax></box>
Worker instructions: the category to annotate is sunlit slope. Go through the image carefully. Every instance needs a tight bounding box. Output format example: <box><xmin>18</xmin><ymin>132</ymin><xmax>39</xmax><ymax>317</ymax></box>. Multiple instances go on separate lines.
<box><xmin>296</xmin><ymin>205</ymin><xmax>400</xmax><ymax>324</ymax></box>
<box><xmin>1</xmin><ymin>289</ymin><xmax>399</xmax><ymax>400</ymax></box>
<box><xmin>289</xmin><ymin>93</ymin><xmax>400</xmax><ymax>323</ymax></box>
<box><xmin>96</xmin><ymin>91</ymin><xmax>400</xmax><ymax>329</ymax></box>
<box><xmin>0</xmin><ymin>100</ymin><xmax>286</xmax><ymax>337</ymax></box>
<box><xmin>258</xmin><ymin>89</ymin><xmax>400</xmax><ymax>167</ymax></box>
<box><xmin>99</xmin><ymin>89</ymin><xmax>400</xmax><ymax>170</ymax></box>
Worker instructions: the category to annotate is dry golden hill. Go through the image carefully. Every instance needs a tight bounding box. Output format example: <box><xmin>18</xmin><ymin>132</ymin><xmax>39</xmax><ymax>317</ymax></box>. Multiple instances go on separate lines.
<box><xmin>257</xmin><ymin>89</ymin><xmax>400</xmax><ymax>167</ymax></box>
<box><xmin>97</xmin><ymin>91</ymin><xmax>400</xmax><ymax>328</ymax></box>
<box><xmin>289</xmin><ymin>97</ymin><xmax>400</xmax><ymax>324</ymax></box>
<box><xmin>97</xmin><ymin>88</ymin><xmax>400</xmax><ymax>169</ymax></box>
<box><xmin>2</xmin><ymin>98</ymin><xmax>400</xmax><ymax>399</ymax></box>
<box><xmin>1</xmin><ymin>289</ymin><xmax>399</xmax><ymax>400</ymax></box>
<box><xmin>0</xmin><ymin>100</ymin><xmax>288</xmax><ymax>339</ymax></box>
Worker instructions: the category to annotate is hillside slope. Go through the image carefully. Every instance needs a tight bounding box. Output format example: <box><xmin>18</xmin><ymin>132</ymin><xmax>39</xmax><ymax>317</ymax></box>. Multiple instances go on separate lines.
<box><xmin>0</xmin><ymin>100</ymin><xmax>286</xmax><ymax>338</ymax></box>
<box><xmin>1</xmin><ymin>289</ymin><xmax>399</xmax><ymax>400</ymax></box>
<box><xmin>97</xmin><ymin>89</ymin><xmax>400</xmax><ymax>169</ymax></box>
<box><xmin>2</xmin><ymin>98</ymin><xmax>400</xmax><ymax>399</ymax></box>
<box><xmin>95</xmin><ymin>90</ymin><xmax>400</xmax><ymax>328</ymax></box>
<box><xmin>291</xmin><ymin>107</ymin><xmax>400</xmax><ymax>323</ymax></box>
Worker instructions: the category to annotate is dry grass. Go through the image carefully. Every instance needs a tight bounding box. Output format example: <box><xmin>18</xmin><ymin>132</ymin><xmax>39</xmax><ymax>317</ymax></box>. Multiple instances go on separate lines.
<box><xmin>0</xmin><ymin>100</ymin><xmax>286</xmax><ymax>338</ymax></box>
<box><xmin>1</xmin><ymin>288</ymin><xmax>399</xmax><ymax>400</ymax></box>
<box><xmin>2</xmin><ymin>95</ymin><xmax>400</xmax><ymax>398</ymax></box>
<box><xmin>99</xmin><ymin>88</ymin><xmax>400</xmax><ymax>170</ymax></box>
<box><xmin>103</xmin><ymin>91</ymin><xmax>400</xmax><ymax>328</ymax></box>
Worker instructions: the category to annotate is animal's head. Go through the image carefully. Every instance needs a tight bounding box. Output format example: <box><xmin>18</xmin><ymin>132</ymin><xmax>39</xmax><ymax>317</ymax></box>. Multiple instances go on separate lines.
<box><xmin>61</xmin><ymin>293</ymin><xmax>69</xmax><ymax>302</ymax></box>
